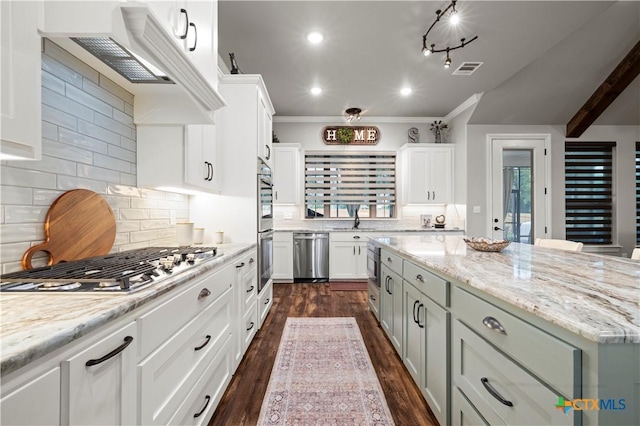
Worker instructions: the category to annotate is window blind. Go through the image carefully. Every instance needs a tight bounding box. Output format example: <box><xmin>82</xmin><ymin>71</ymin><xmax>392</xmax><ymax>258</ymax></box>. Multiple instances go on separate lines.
<box><xmin>305</xmin><ymin>152</ymin><xmax>396</xmax><ymax>214</ymax></box>
<box><xmin>565</xmin><ymin>142</ymin><xmax>615</xmax><ymax>245</ymax></box>
<box><xmin>636</xmin><ymin>142</ymin><xmax>639</xmax><ymax>244</ymax></box>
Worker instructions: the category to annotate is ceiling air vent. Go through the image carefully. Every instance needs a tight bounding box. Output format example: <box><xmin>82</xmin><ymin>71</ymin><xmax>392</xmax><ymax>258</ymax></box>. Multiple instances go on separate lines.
<box><xmin>452</xmin><ymin>62</ymin><xmax>483</xmax><ymax>76</ymax></box>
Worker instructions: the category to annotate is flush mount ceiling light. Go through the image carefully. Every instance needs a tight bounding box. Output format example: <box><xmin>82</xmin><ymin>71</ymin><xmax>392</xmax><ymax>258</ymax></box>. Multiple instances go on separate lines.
<box><xmin>345</xmin><ymin>107</ymin><xmax>362</xmax><ymax>122</ymax></box>
<box><xmin>310</xmin><ymin>87</ymin><xmax>322</xmax><ymax>96</ymax></box>
<box><xmin>400</xmin><ymin>87</ymin><xmax>413</xmax><ymax>96</ymax></box>
<box><xmin>306</xmin><ymin>32</ymin><xmax>324</xmax><ymax>44</ymax></box>
<box><xmin>421</xmin><ymin>0</ymin><xmax>478</xmax><ymax>69</ymax></box>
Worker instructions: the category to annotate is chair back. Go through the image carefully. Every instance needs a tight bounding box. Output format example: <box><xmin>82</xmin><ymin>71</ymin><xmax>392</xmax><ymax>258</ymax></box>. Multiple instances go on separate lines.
<box><xmin>631</xmin><ymin>248</ymin><xmax>640</xmax><ymax>260</ymax></box>
<box><xmin>534</xmin><ymin>238</ymin><xmax>584</xmax><ymax>252</ymax></box>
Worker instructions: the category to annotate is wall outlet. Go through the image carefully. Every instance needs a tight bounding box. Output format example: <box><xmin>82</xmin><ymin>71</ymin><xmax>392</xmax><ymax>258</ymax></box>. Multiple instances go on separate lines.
<box><xmin>473</xmin><ymin>206</ymin><xmax>481</xmax><ymax>214</ymax></box>
<box><xmin>170</xmin><ymin>210</ymin><xmax>176</xmax><ymax>225</ymax></box>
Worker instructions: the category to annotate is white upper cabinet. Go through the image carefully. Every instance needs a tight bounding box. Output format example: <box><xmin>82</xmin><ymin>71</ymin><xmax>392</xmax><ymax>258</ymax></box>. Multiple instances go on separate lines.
<box><xmin>184</xmin><ymin>124</ymin><xmax>221</xmax><ymax>192</ymax></box>
<box><xmin>273</xmin><ymin>144</ymin><xmax>300</xmax><ymax>205</ymax></box>
<box><xmin>257</xmin><ymin>89</ymin><xmax>274</xmax><ymax>166</ymax></box>
<box><xmin>401</xmin><ymin>144</ymin><xmax>454</xmax><ymax>204</ymax></box>
<box><xmin>0</xmin><ymin>1</ymin><xmax>42</xmax><ymax>160</ymax></box>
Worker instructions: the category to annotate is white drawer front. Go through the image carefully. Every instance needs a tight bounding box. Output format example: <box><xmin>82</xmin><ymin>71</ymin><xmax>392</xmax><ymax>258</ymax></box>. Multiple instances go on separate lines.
<box><xmin>381</xmin><ymin>248</ymin><xmax>403</xmax><ymax>275</ymax></box>
<box><xmin>404</xmin><ymin>260</ymin><xmax>449</xmax><ymax>307</ymax></box>
<box><xmin>453</xmin><ymin>286</ymin><xmax>580</xmax><ymax>398</ymax></box>
<box><xmin>453</xmin><ymin>320</ymin><xmax>574</xmax><ymax>426</ymax></box>
<box><xmin>368</xmin><ymin>281</ymin><xmax>380</xmax><ymax>320</ymax></box>
<box><xmin>259</xmin><ymin>282</ymin><xmax>273</xmax><ymax>328</ymax></box>
<box><xmin>138</xmin><ymin>288</ymin><xmax>233</xmax><ymax>425</ymax></box>
<box><xmin>138</xmin><ymin>264</ymin><xmax>235</xmax><ymax>358</ymax></box>
<box><xmin>330</xmin><ymin>232</ymin><xmax>369</xmax><ymax>242</ymax></box>
<box><xmin>242</xmin><ymin>301</ymin><xmax>258</xmax><ymax>353</ymax></box>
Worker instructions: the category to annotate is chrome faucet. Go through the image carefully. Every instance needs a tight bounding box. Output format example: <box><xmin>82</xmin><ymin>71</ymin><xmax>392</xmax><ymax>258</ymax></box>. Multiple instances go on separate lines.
<box><xmin>353</xmin><ymin>210</ymin><xmax>360</xmax><ymax>229</ymax></box>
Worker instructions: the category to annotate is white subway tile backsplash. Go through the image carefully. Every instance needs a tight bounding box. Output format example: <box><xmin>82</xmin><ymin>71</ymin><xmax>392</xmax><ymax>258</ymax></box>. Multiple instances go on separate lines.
<box><xmin>56</xmin><ymin>175</ymin><xmax>108</xmax><ymax>193</ymax></box>
<box><xmin>4</xmin><ymin>206</ymin><xmax>48</xmax><ymax>224</ymax></box>
<box><xmin>120</xmin><ymin>136</ymin><xmax>136</xmax><ymax>152</ymax></box>
<box><xmin>43</xmin><ymin>39</ymin><xmax>99</xmax><ymax>84</ymax></box>
<box><xmin>43</xmin><ymin>138</ymin><xmax>93</xmax><ymax>164</ymax></box>
<box><xmin>94</xmin><ymin>113</ymin><xmax>134</xmax><ymax>139</ymax></box>
<box><xmin>120</xmin><ymin>173</ymin><xmax>137</xmax><ymax>186</ymax></box>
<box><xmin>140</xmin><ymin>188</ymin><xmax>169</xmax><ymax>200</ymax></box>
<box><xmin>0</xmin><ymin>243</ymin><xmax>30</xmax><ymax>264</ymax></box>
<box><xmin>98</xmin><ymin>75</ymin><xmax>134</xmax><ymax>105</ymax></box>
<box><xmin>42</xmin><ymin>122</ymin><xmax>58</xmax><ymax>141</ymax></box>
<box><xmin>76</xmin><ymin>164</ymin><xmax>121</xmax><ymax>183</ymax></box>
<box><xmin>58</xmin><ymin>127</ymin><xmax>108</xmax><ymax>154</ymax></box>
<box><xmin>0</xmin><ymin>187</ymin><xmax>34</xmax><ymax>205</ymax></box>
<box><xmin>42</xmin><ymin>71</ymin><xmax>66</xmax><ymax>95</ymax></box>
<box><xmin>165</xmin><ymin>192</ymin><xmax>189</xmax><ymax>202</ymax></box>
<box><xmin>117</xmin><ymin>221</ymin><xmax>141</xmax><ymax>233</ymax></box>
<box><xmin>157</xmin><ymin>228</ymin><xmax>176</xmax><ymax>239</ymax></box>
<box><xmin>107</xmin><ymin>185</ymin><xmax>141</xmax><ymax>197</ymax></box>
<box><xmin>41</xmin><ymin>52</ymin><xmax>83</xmax><ymax>88</ymax></box>
<box><xmin>43</xmin><ymin>104</ymin><xmax>77</xmax><ymax>131</ymax></box>
<box><xmin>124</xmin><ymin>103</ymin><xmax>134</xmax><ymax>115</ymax></box>
<box><xmin>66</xmin><ymin>83</ymin><xmax>114</xmax><ymax>117</ymax></box>
<box><xmin>0</xmin><ymin>224</ymin><xmax>42</xmax><ymax>244</ymax></box>
<box><xmin>112</xmin><ymin>109</ymin><xmax>134</xmax><ymax>128</ymax></box>
<box><xmin>7</xmin><ymin>155</ymin><xmax>76</xmax><ymax>177</ymax></box>
<box><xmin>120</xmin><ymin>209</ymin><xmax>149</xmax><ymax>220</ymax></box>
<box><xmin>104</xmin><ymin>195</ymin><xmax>131</xmax><ymax>209</ymax></box>
<box><xmin>114</xmin><ymin>233</ymin><xmax>130</xmax><ymax>246</ymax></box>
<box><xmin>149</xmin><ymin>210</ymin><xmax>171</xmax><ymax>219</ymax></box>
<box><xmin>3</xmin><ymin>261</ymin><xmax>24</xmax><ymax>275</ymax></box>
<box><xmin>131</xmin><ymin>198</ymin><xmax>160</xmax><ymax>209</ymax></box>
<box><xmin>108</xmin><ymin>145</ymin><xmax>136</xmax><ymax>163</ymax></box>
<box><xmin>43</xmin><ymin>87</ymin><xmax>95</xmax><ymax>122</ymax></box>
<box><xmin>130</xmin><ymin>230</ymin><xmax>158</xmax><ymax>243</ymax></box>
<box><xmin>1</xmin><ymin>167</ymin><xmax>57</xmax><ymax>189</ymax></box>
<box><xmin>140</xmin><ymin>219</ymin><xmax>171</xmax><ymax>230</ymax></box>
<box><xmin>78</xmin><ymin>119</ymin><xmax>121</xmax><ymax>145</ymax></box>
<box><xmin>94</xmin><ymin>153</ymin><xmax>132</xmax><ymax>174</ymax></box>
<box><xmin>118</xmin><ymin>241</ymin><xmax>151</xmax><ymax>252</ymax></box>
<box><xmin>82</xmin><ymin>79</ymin><xmax>125</xmax><ymax>111</ymax></box>
<box><xmin>33</xmin><ymin>189</ymin><xmax>64</xmax><ymax>206</ymax></box>
<box><xmin>0</xmin><ymin>207</ymin><xmax>4</xmax><ymax>224</ymax></box>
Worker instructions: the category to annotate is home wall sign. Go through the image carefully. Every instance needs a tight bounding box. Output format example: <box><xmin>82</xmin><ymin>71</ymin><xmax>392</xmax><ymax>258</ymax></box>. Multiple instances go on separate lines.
<box><xmin>322</xmin><ymin>126</ymin><xmax>380</xmax><ymax>145</ymax></box>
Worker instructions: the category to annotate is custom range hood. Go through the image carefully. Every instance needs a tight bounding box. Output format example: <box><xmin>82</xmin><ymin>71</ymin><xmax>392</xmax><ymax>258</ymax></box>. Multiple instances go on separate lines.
<box><xmin>40</xmin><ymin>1</ymin><xmax>225</xmax><ymax>124</ymax></box>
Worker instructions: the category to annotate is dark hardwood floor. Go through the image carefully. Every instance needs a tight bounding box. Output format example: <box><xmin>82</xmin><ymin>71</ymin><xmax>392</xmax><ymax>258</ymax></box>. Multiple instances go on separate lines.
<box><xmin>209</xmin><ymin>283</ymin><xmax>438</xmax><ymax>426</ymax></box>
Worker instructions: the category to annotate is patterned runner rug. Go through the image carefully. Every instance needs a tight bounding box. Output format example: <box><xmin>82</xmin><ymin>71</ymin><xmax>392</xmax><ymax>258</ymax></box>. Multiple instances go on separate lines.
<box><xmin>257</xmin><ymin>317</ymin><xmax>395</xmax><ymax>425</ymax></box>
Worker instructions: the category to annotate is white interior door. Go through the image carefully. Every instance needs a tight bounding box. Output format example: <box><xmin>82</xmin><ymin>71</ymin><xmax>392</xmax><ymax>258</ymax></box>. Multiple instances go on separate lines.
<box><xmin>490</xmin><ymin>137</ymin><xmax>549</xmax><ymax>242</ymax></box>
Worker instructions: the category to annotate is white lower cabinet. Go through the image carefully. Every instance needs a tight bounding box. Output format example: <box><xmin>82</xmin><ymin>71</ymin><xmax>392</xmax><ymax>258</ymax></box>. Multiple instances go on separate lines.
<box><xmin>380</xmin><ymin>264</ymin><xmax>403</xmax><ymax>355</ymax></box>
<box><xmin>329</xmin><ymin>233</ymin><xmax>368</xmax><ymax>279</ymax></box>
<box><xmin>1</xmin><ymin>367</ymin><xmax>60</xmax><ymax>425</ymax></box>
<box><xmin>62</xmin><ymin>321</ymin><xmax>137</xmax><ymax>426</ymax></box>
<box><xmin>258</xmin><ymin>279</ymin><xmax>274</xmax><ymax>328</ymax></box>
<box><xmin>367</xmin><ymin>281</ymin><xmax>380</xmax><ymax>320</ymax></box>
<box><xmin>273</xmin><ymin>232</ymin><xmax>293</xmax><ymax>282</ymax></box>
<box><xmin>233</xmin><ymin>250</ymin><xmax>258</xmax><ymax>368</ymax></box>
<box><xmin>452</xmin><ymin>386</ymin><xmax>489</xmax><ymax>426</ymax></box>
<box><xmin>403</xmin><ymin>280</ymin><xmax>450</xmax><ymax>426</ymax></box>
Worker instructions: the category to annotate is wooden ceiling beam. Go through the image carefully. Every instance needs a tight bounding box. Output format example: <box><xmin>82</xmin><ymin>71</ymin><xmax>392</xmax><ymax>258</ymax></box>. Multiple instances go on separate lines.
<box><xmin>566</xmin><ymin>39</ymin><xmax>640</xmax><ymax>138</ymax></box>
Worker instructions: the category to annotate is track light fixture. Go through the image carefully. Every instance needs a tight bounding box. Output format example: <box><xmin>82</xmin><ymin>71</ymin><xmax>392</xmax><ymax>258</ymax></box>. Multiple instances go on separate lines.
<box><xmin>421</xmin><ymin>0</ymin><xmax>478</xmax><ymax>68</ymax></box>
<box><xmin>345</xmin><ymin>107</ymin><xmax>362</xmax><ymax>122</ymax></box>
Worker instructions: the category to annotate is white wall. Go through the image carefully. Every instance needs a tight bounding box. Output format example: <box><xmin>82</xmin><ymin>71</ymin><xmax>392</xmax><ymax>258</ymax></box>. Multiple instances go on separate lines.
<box><xmin>465</xmin><ymin>123</ymin><xmax>639</xmax><ymax>255</ymax></box>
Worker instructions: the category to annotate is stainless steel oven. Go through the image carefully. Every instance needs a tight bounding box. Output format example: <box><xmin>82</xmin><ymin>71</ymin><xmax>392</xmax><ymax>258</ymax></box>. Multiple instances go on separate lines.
<box><xmin>257</xmin><ymin>159</ymin><xmax>273</xmax><ymax>293</ymax></box>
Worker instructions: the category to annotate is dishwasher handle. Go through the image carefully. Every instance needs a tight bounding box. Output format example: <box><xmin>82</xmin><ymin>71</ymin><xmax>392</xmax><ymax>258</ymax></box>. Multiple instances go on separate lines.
<box><xmin>294</xmin><ymin>234</ymin><xmax>329</xmax><ymax>240</ymax></box>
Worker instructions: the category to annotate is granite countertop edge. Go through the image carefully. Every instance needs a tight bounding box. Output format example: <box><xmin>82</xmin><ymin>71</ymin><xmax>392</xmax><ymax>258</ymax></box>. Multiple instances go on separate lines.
<box><xmin>0</xmin><ymin>243</ymin><xmax>255</xmax><ymax>377</ymax></box>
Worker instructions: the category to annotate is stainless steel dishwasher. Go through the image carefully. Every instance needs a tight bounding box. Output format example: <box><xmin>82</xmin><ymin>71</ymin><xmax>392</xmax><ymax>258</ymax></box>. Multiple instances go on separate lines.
<box><xmin>293</xmin><ymin>233</ymin><xmax>329</xmax><ymax>282</ymax></box>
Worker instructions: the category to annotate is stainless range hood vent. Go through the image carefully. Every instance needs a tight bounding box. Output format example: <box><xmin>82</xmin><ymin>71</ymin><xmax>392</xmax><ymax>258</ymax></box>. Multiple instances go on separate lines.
<box><xmin>71</xmin><ymin>37</ymin><xmax>173</xmax><ymax>84</ymax></box>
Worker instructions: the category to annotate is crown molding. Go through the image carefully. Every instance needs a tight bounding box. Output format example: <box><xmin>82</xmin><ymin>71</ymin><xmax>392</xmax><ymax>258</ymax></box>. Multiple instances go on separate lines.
<box><xmin>273</xmin><ymin>116</ymin><xmax>443</xmax><ymax>124</ymax></box>
<box><xmin>443</xmin><ymin>93</ymin><xmax>483</xmax><ymax>123</ymax></box>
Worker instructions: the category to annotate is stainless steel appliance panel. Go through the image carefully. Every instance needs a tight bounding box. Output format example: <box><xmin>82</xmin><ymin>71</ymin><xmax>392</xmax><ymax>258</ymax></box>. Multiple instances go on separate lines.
<box><xmin>257</xmin><ymin>159</ymin><xmax>273</xmax><ymax>233</ymax></box>
<box><xmin>293</xmin><ymin>233</ymin><xmax>329</xmax><ymax>282</ymax></box>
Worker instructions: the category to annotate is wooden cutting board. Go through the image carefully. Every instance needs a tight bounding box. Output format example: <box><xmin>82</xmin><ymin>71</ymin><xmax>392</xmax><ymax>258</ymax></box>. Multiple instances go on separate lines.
<box><xmin>22</xmin><ymin>189</ymin><xmax>116</xmax><ymax>270</ymax></box>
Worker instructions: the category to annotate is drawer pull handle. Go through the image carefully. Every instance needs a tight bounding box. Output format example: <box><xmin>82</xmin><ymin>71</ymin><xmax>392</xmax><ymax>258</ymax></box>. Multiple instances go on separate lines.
<box><xmin>178</xmin><ymin>8</ymin><xmax>189</xmax><ymax>39</ymax></box>
<box><xmin>387</xmin><ymin>257</ymin><xmax>392</xmax><ymax>262</ymax></box>
<box><xmin>194</xmin><ymin>335</ymin><xmax>211</xmax><ymax>351</ymax></box>
<box><xmin>85</xmin><ymin>336</ymin><xmax>133</xmax><ymax>367</ymax></box>
<box><xmin>415</xmin><ymin>274</ymin><xmax>424</xmax><ymax>282</ymax></box>
<box><xmin>198</xmin><ymin>288</ymin><xmax>211</xmax><ymax>299</ymax></box>
<box><xmin>193</xmin><ymin>395</ymin><xmax>211</xmax><ymax>418</ymax></box>
<box><xmin>370</xmin><ymin>295</ymin><xmax>376</xmax><ymax>301</ymax></box>
<box><xmin>417</xmin><ymin>303</ymin><xmax>425</xmax><ymax>329</ymax></box>
<box><xmin>236</xmin><ymin>262</ymin><xmax>246</xmax><ymax>268</ymax></box>
<box><xmin>247</xmin><ymin>285</ymin><xmax>255</xmax><ymax>293</ymax></box>
<box><xmin>249</xmin><ymin>258</ymin><xmax>255</xmax><ymax>263</ymax></box>
<box><xmin>354</xmin><ymin>235</ymin><xmax>361</xmax><ymax>239</ymax></box>
<box><xmin>246</xmin><ymin>321</ymin><xmax>255</xmax><ymax>331</ymax></box>
<box><xmin>483</xmin><ymin>316</ymin><xmax>507</xmax><ymax>335</ymax></box>
<box><xmin>264</xmin><ymin>298</ymin><xmax>270</xmax><ymax>305</ymax></box>
<box><xmin>481</xmin><ymin>377</ymin><xmax>513</xmax><ymax>407</ymax></box>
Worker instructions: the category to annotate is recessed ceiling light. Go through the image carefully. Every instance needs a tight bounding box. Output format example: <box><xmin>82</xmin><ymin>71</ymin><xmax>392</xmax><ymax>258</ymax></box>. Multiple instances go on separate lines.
<box><xmin>306</xmin><ymin>32</ymin><xmax>324</xmax><ymax>44</ymax></box>
<box><xmin>310</xmin><ymin>87</ymin><xmax>322</xmax><ymax>96</ymax></box>
<box><xmin>401</xmin><ymin>87</ymin><xmax>413</xmax><ymax>96</ymax></box>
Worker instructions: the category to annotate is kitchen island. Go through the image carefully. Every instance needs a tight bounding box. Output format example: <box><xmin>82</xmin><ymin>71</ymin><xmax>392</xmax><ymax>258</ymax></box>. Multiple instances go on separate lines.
<box><xmin>372</xmin><ymin>234</ymin><xmax>639</xmax><ymax>426</ymax></box>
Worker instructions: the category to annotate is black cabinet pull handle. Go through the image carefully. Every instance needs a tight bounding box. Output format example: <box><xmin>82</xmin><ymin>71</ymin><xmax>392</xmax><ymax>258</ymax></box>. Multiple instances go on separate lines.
<box><xmin>207</xmin><ymin>162</ymin><xmax>213</xmax><ymax>181</ymax></box>
<box><xmin>194</xmin><ymin>335</ymin><xmax>211</xmax><ymax>351</ymax></box>
<box><xmin>264</xmin><ymin>298</ymin><xmax>270</xmax><ymax>305</ymax></box>
<box><xmin>193</xmin><ymin>395</ymin><xmax>211</xmax><ymax>418</ymax></box>
<box><xmin>481</xmin><ymin>377</ymin><xmax>513</xmax><ymax>407</ymax></box>
<box><xmin>415</xmin><ymin>274</ymin><xmax>424</xmax><ymax>282</ymax></box>
<box><xmin>189</xmin><ymin>22</ymin><xmax>197</xmax><ymax>52</ymax></box>
<box><xmin>417</xmin><ymin>303</ymin><xmax>425</xmax><ymax>328</ymax></box>
<box><xmin>413</xmin><ymin>300</ymin><xmax>420</xmax><ymax>324</ymax></box>
<box><xmin>265</xmin><ymin>145</ymin><xmax>271</xmax><ymax>160</ymax></box>
<box><xmin>483</xmin><ymin>316</ymin><xmax>507</xmax><ymax>335</ymax></box>
<box><xmin>370</xmin><ymin>295</ymin><xmax>376</xmax><ymax>301</ymax></box>
<box><xmin>246</xmin><ymin>285</ymin><xmax>254</xmax><ymax>293</ymax></box>
<box><xmin>432</xmin><ymin>191</ymin><xmax>435</xmax><ymax>200</ymax></box>
<box><xmin>246</xmin><ymin>321</ymin><xmax>255</xmax><ymax>331</ymax></box>
<box><xmin>86</xmin><ymin>336</ymin><xmax>133</xmax><ymax>366</ymax></box>
<box><xmin>203</xmin><ymin>161</ymin><xmax>210</xmax><ymax>181</ymax></box>
<box><xmin>179</xmin><ymin>8</ymin><xmax>189</xmax><ymax>39</ymax></box>
<box><xmin>236</xmin><ymin>262</ymin><xmax>245</xmax><ymax>268</ymax></box>
<box><xmin>354</xmin><ymin>235</ymin><xmax>361</xmax><ymax>239</ymax></box>
<box><xmin>387</xmin><ymin>257</ymin><xmax>392</xmax><ymax>262</ymax></box>
<box><xmin>198</xmin><ymin>288</ymin><xmax>211</xmax><ymax>299</ymax></box>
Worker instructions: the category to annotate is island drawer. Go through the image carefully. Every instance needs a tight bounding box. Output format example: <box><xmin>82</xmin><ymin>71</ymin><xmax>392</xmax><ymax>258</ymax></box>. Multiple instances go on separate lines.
<box><xmin>331</xmin><ymin>232</ymin><xmax>369</xmax><ymax>242</ymax></box>
<box><xmin>453</xmin><ymin>320</ymin><xmax>574</xmax><ymax>425</ymax></box>
<box><xmin>137</xmin><ymin>263</ymin><xmax>235</xmax><ymax>359</ymax></box>
<box><xmin>403</xmin><ymin>260</ymin><xmax>449</xmax><ymax>307</ymax></box>
<box><xmin>381</xmin><ymin>249</ymin><xmax>402</xmax><ymax>275</ymax></box>
<box><xmin>452</xmin><ymin>286</ymin><xmax>581</xmax><ymax>398</ymax></box>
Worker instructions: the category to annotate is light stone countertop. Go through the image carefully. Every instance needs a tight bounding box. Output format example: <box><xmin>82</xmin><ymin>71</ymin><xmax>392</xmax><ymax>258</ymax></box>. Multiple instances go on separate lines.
<box><xmin>374</xmin><ymin>235</ymin><xmax>640</xmax><ymax>344</ymax></box>
<box><xmin>0</xmin><ymin>243</ymin><xmax>254</xmax><ymax>377</ymax></box>
<box><xmin>275</xmin><ymin>226</ymin><xmax>464</xmax><ymax>233</ymax></box>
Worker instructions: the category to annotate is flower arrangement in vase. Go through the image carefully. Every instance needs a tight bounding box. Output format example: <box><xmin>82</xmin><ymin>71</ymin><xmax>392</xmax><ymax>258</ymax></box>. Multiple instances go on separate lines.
<box><xmin>430</xmin><ymin>120</ymin><xmax>448</xmax><ymax>143</ymax></box>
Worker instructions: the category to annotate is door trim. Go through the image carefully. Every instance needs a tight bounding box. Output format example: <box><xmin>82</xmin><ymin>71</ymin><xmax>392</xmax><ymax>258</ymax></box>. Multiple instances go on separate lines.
<box><xmin>485</xmin><ymin>133</ymin><xmax>552</xmax><ymax>240</ymax></box>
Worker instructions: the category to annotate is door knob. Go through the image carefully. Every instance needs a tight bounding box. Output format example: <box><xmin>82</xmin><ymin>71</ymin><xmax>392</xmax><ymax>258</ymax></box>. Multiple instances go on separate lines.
<box><xmin>494</xmin><ymin>226</ymin><xmax>503</xmax><ymax>231</ymax></box>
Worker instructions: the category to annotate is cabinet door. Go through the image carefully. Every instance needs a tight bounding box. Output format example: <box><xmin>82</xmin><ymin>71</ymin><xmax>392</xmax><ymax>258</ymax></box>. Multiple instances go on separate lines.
<box><xmin>402</xmin><ymin>146</ymin><xmax>453</xmax><ymax>204</ymax></box>
<box><xmin>452</xmin><ymin>387</ymin><xmax>489</xmax><ymax>426</ymax></box>
<box><xmin>1</xmin><ymin>367</ymin><xmax>60</xmax><ymax>426</ymax></box>
<box><xmin>355</xmin><ymin>242</ymin><xmax>369</xmax><ymax>279</ymax></box>
<box><xmin>380</xmin><ymin>266</ymin><xmax>394</xmax><ymax>335</ymax></box>
<box><xmin>422</xmin><ymin>296</ymin><xmax>450</xmax><ymax>426</ymax></box>
<box><xmin>390</xmin><ymin>270</ymin><xmax>404</xmax><ymax>355</ymax></box>
<box><xmin>257</xmin><ymin>90</ymin><xmax>273</xmax><ymax>167</ymax></box>
<box><xmin>329</xmin><ymin>242</ymin><xmax>357</xmax><ymax>279</ymax></box>
<box><xmin>273</xmin><ymin>146</ymin><xmax>300</xmax><ymax>205</ymax></box>
<box><xmin>182</xmin><ymin>0</ymin><xmax>217</xmax><ymax>86</ymax></box>
<box><xmin>1</xmin><ymin>1</ymin><xmax>42</xmax><ymax>160</ymax></box>
<box><xmin>62</xmin><ymin>322</ymin><xmax>137</xmax><ymax>425</ymax></box>
<box><xmin>429</xmin><ymin>148</ymin><xmax>453</xmax><ymax>203</ymax></box>
<box><xmin>273</xmin><ymin>239</ymin><xmax>293</xmax><ymax>281</ymax></box>
<box><xmin>403</xmin><ymin>281</ymin><xmax>423</xmax><ymax>385</ymax></box>
<box><xmin>404</xmin><ymin>148</ymin><xmax>430</xmax><ymax>204</ymax></box>
<box><xmin>185</xmin><ymin>125</ymin><xmax>219</xmax><ymax>192</ymax></box>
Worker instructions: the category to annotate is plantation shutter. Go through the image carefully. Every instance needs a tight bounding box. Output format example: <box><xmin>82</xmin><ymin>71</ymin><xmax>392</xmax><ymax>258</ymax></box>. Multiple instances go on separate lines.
<box><xmin>636</xmin><ymin>142</ymin><xmax>640</xmax><ymax>244</ymax></box>
<box><xmin>565</xmin><ymin>142</ymin><xmax>615</xmax><ymax>245</ymax></box>
<box><xmin>305</xmin><ymin>152</ymin><xmax>396</xmax><ymax>207</ymax></box>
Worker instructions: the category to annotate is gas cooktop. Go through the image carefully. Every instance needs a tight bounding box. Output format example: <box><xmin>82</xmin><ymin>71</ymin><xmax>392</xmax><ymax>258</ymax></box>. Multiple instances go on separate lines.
<box><xmin>0</xmin><ymin>247</ymin><xmax>217</xmax><ymax>294</ymax></box>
